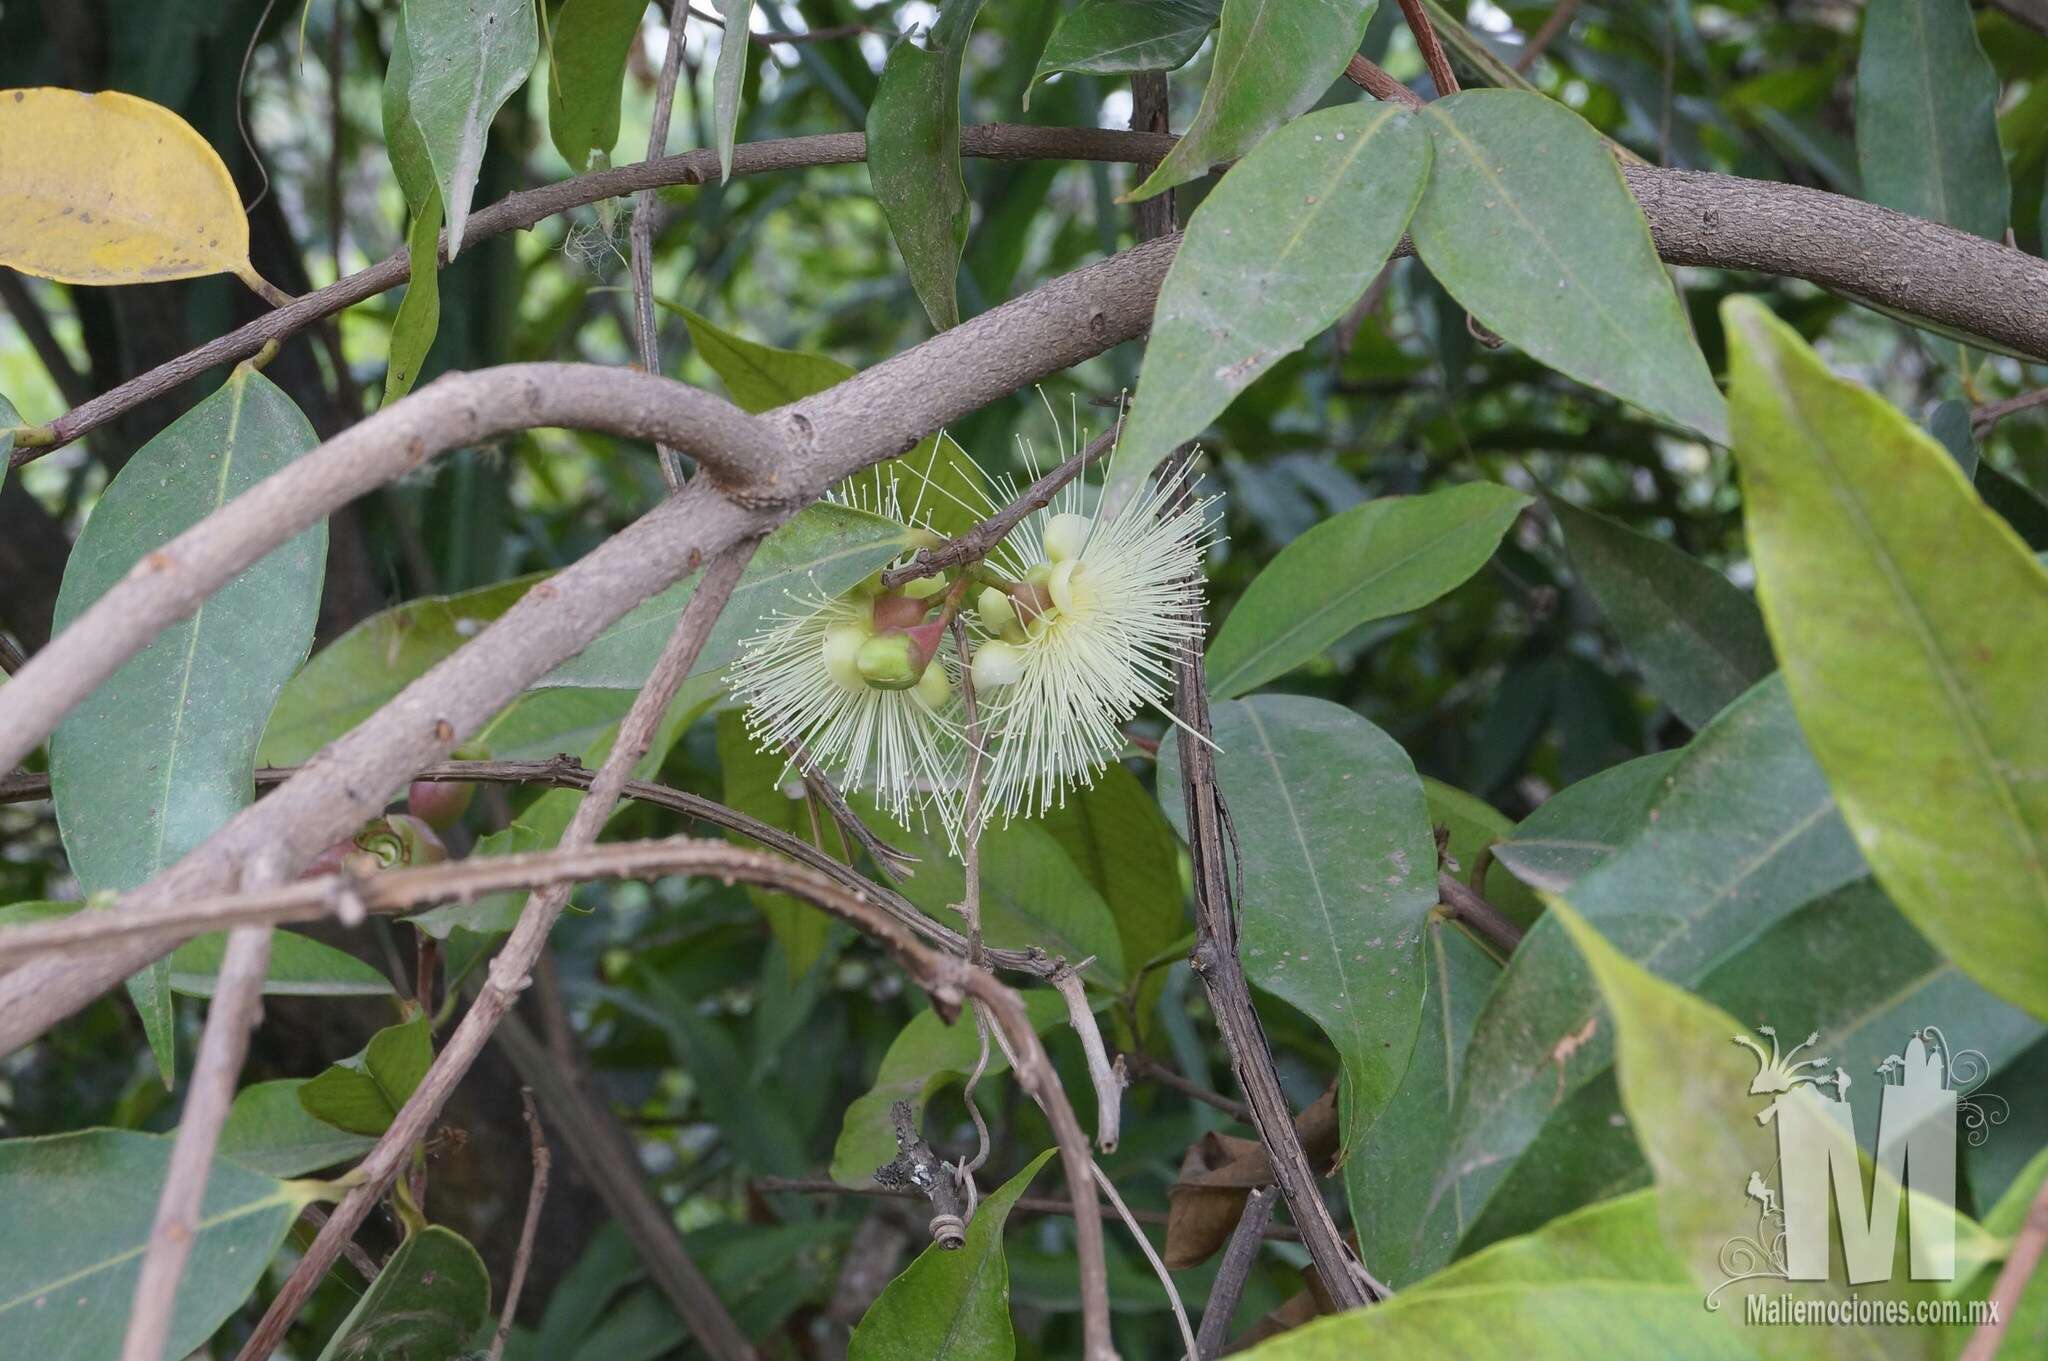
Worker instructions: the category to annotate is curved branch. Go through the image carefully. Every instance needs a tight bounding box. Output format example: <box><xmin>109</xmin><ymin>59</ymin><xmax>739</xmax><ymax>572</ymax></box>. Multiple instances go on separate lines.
<box><xmin>0</xmin><ymin>365</ymin><xmax>774</xmax><ymax>778</ymax></box>
<box><xmin>18</xmin><ymin>120</ymin><xmax>2048</xmax><ymax>467</ymax></box>
<box><xmin>11</xmin><ymin>125</ymin><xmax>1177</xmax><ymax>464</ymax></box>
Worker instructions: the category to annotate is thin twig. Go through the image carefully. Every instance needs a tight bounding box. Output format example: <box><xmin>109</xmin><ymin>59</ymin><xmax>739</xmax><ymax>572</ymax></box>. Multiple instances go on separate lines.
<box><xmin>750</xmin><ymin>1177</ymin><xmax>1301</xmax><ymax>1241</ymax></box>
<box><xmin>1514</xmin><ymin>0</ymin><xmax>1584</xmax><ymax>72</ymax></box>
<box><xmin>1092</xmin><ymin>1161</ymin><xmax>1196</xmax><ymax>1360</ymax></box>
<box><xmin>233</xmin><ymin>544</ymin><xmax>762</xmax><ymax>1361</ymax></box>
<box><xmin>636</xmin><ymin>0</ymin><xmax>693</xmax><ymax>491</ymax></box>
<box><xmin>780</xmin><ymin>738</ymin><xmax>919</xmax><ymax>881</ymax></box>
<box><xmin>1130</xmin><ymin>71</ymin><xmax>1175</xmax><ymax>241</ymax></box>
<box><xmin>1971</xmin><ymin>387</ymin><xmax>2048</xmax><ymax>434</ymax></box>
<box><xmin>1396</xmin><ymin>0</ymin><xmax>1461</xmax><ymax>96</ymax></box>
<box><xmin>1053</xmin><ymin>966</ymin><xmax>1126</xmax><ymax>1154</ymax></box>
<box><xmin>1167</xmin><ymin>467</ymin><xmax>1385</xmax><ymax>1308</ymax></box>
<box><xmin>298</xmin><ymin>1204</ymin><xmax>380</xmax><ymax>1280</ymax></box>
<box><xmin>120</xmin><ymin>910</ymin><xmax>279</xmax><ymax>1361</ymax></box>
<box><xmin>1195</xmin><ymin>1186</ymin><xmax>1278</xmax><ymax>1358</ymax></box>
<box><xmin>1343</xmin><ymin>54</ymin><xmax>1425</xmax><ymax>110</ymax></box>
<box><xmin>487</xmin><ymin>1090</ymin><xmax>552</xmax><ymax>1361</ymax></box>
<box><xmin>952</xmin><ymin>617</ymin><xmax>986</xmax><ymax>949</ymax></box>
<box><xmin>494</xmin><ymin>1011</ymin><xmax>753</xmax><ymax>1357</ymax></box>
<box><xmin>1436</xmin><ymin>872</ymin><xmax>1523</xmax><ymax>957</ymax></box>
<box><xmin>1959</xmin><ymin>1170</ymin><xmax>2048</xmax><ymax>1361</ymax></box>
<box><xmin>1121</xmin><ymin>1052</ymin><xmax>1254</xmax><ymax>1125</ymax></box>
<box><xmin>880</xmin><ymin>424</ymin><xmax>1119</xmax><ymax>589</ymax></box>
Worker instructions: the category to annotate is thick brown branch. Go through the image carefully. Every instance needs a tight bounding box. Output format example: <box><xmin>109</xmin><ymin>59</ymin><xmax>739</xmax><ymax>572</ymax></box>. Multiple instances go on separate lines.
<box><xmin>0</xmin><ymin>366</ymin><xmax>774</xmax><ymax>778</ymax></box>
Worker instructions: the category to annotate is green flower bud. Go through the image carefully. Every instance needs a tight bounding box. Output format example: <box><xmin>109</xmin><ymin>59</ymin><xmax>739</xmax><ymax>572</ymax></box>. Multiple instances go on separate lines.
<box><xmin>972</xmin><ymin>639</ymin><xmax>1026</xmax><ymax>688</ymax></box>
<box><xmin>1048</xmin><ymin>558</ymin><xmax>1087</xmax><ymax>615</ymax></box>
<box><xmin>821</xmin><ymin>622</ymin><xmax>868</xmax><ymax>688</ymax></box>
<box><xmin>1042</xmin><ymin>511</ymin><xmax>1092</xmax><ymax>564</ymax></box>
<box><xmin>901</xmin><ymin>572</ymin><xmax>950</xmax><ymax>600</ymax></box>
<box><xmin>976</xmin><ymin>585</ymin><xmax>1019</xmax><ymax>636</ymax></box>
<box><xmin>856</xmin><ymin>632</ymin><xmax>922</xmax><ymax>689</ymax></box>
<box><xmin>915</xmin><ymin>657</ymin><xmax>952</xmax><ymax>707</ymax></box>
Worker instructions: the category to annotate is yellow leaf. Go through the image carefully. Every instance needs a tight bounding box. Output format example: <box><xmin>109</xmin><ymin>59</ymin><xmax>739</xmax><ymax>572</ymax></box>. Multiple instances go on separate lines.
<box><xmin>0</xmin><ymin>88</ymin><xmax>252</xmax><ymax>287</ymax></box>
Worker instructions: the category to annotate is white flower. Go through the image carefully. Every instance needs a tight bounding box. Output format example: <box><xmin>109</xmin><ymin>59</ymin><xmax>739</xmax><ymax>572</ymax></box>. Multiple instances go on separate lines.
<box><xmin>728</xmin><ymin>472</ymin><xmax>965</xmax><ymax>837</ymax></box>
<box><xmin>967</xmin><ymin>440</ymin><xmax>1216</xmax><ymax>827</ymax></box>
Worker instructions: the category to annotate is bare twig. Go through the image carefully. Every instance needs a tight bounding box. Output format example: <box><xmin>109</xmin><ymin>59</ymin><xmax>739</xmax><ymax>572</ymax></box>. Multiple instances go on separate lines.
<box><xmin>1121</xmin><ymin>1052</ymin><xmax>1254</xmax><ymax>1125</ymax></box>
<box><xmin>1168</xmin><ymin>467</ymin><xmax>1385</xmax><ymax>1306</ymax></box>
<box><xmin>487</xmin><ymin>1090</ymin><xmax>552</xmax><ymax>1361</ymax></box>
<box><xmin>1959</xmin><ymin>1170</ymin><xmax>2048</xmax><ymax>1361</ymax></box>
<box><xmin>751</xmin><ymin>1176</ymin><xmax>1301</xmax><ymax>1241</ymax></box>
<box><xmin>880</xmin><ymin>425</ymin><xmax>1118</xmax><ymax>589</ymax></box>
<box><xmin>1343</xmin><ymin>53</ymin><xmax>1425</xmax><ymax>110</ymax></box>
<box><xmin>1436</xmin><ymin>872</ymin><xmax>1524</xmax><ymax>957</ymax></box>
<box><xmin>780</xmin><ymin>738</ymin><xmax>919</xmax><ymax>881</ymax></box>
<box><xmin>494</xmin><ymin>1011</ymin><xmax>754</xmax><ymax>1358</ymax></box>
<box><xmin>1396</xmin><ymin>0</ymin><xmax>1462</xmax><ymax>96</ymax></box>
<box><xmin>875</xmin><ymin>1099</ymin><xmax>971</xmax><ymax>1250</ymax></box>
<box><xmin>1053</xmin><ymin>966</ymin><xmax>1126</xmax><ymax>1154</ymax></box>
<box><xmin>1129</xmin><ymin>72</ymin><xmax>1175</xmax><ymax>241</ymax></box>
<box><xmin>636</xmin><ymin>0</ymin><xmax>693</xmax><ymax>491</ymax></box>
<box><xmin>1092</xmin><ymin>1160</ymin><xmax>1196</xmax><ymax>1360</ymax></box>
<box><xmin>298</xmin><ymin>1204</ymin><xmax>379</xmax><ymax>1280</ymax></box>
<box><xmin>23</xmin><ymin>122</ymin><xmax>2048</xmax><ymax>469</ymax></box>
<box><xmin>120</xmin><ymin>916</ymin><xmax>278</xmax><ymax>1361</ymax></box>
<box><xmin>1971</xmin><ymin>387</ymin><xmax>2048</xmax><ymax>434</ymax></box>
<box><xmin>1514</xmin><ymin>0</ymin><xmax>1584</xmax><ymax>71</ymax></box>
<box><xmin>1195</xmin><ymin>1185</ymin><xmax>1278</xmax><ymax>1358</ymax></box>
<box><xmin>234</xmin><ymin>544</ymin><xmax>761</xmax><ymax>1361</ymax></box>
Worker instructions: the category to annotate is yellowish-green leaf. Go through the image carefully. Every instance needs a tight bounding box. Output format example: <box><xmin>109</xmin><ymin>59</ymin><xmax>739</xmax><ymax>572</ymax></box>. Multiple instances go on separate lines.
<box><xmin>384</xmin><ymin>193</ymin><xmax>443</xmax><ymax>405</ymax></box>
<box><xmin>0</xmin><ymin>88</ymin><xmax>253</xmax><ymax>287</ymax></box>
<box><xmin>1724</xmin><ymin>296</ymin><xmax>2048</xmax><ymax>1020</ymax></box>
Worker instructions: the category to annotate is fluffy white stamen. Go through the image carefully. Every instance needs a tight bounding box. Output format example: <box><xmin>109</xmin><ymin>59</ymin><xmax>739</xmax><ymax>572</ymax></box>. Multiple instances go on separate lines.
<box><xmin>727</xmin><ymin>471</ymin><xmax>965</xmax><ymax>838</ymax></box>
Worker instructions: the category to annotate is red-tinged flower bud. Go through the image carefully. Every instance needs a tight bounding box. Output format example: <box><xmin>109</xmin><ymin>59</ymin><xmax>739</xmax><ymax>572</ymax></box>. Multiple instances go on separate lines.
<box><xmin>871</xmin><ymin>592</ymin><xmax>932</xmax><ymax>632</ymax></box>
<box><xmin>407</xmin><ymin>778</ymin><xmax>473</xmax><ymax>830</ymax></box>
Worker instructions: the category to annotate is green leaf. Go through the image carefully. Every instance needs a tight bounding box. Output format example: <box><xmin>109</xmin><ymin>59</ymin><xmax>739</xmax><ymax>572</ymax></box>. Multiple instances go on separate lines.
<box><xmin>383</xmin><ymin>9</ymin><xmax>437</xmax><ymax>213</ymax></box>
<box><xmin>219</xmin><ymin>1079</ymin><xmax>379</xmax><ymax>1177</ymax></box>
<box><xmin>1419</xmin><ymin>677</ymin><xmax>1866</xmax><ymax>1267</ymax></box>
<box><xmin>1553</xmin><ymin>901</ymin><xmax>1977</xmax><ymax>1358</ymax></box>
<box><xmin>0</xmin><ymin>1130</ymin><xmax>308</xmax><ymax>1359</ymax></box>
<box><xmin>1980</xmin><ymin>462</ymin><xmax>2048</xmax><ymax>551</ymax></box>
<box><xmin>848</xmin><ymin>1148</ymin><xmax>1056</xmax><ymax>1361</ymax></box>
<box><xmin>1347</xmin><ymin>914</ymin><xmax>1501</xmax><ymax>1288</ymax></box>
<box><xmin>1550</xmin><ymin>497</ymin><xmax>1774</xmax><ymax>731</ymax></box>
<box><xmin>1107</xmin><ymin>103</ymin><xmax>1431</xmax><ymax>512</ymax></box>
<box><xmin>1927</xmin><ymin>398</ymin><xmax>1977</xmax><ymax>477</ymax></box>
<box><xmin>546</xmin><ymin>0</ymin><xmax>647</xmax><ymax>173</ymax></box>
<box><xmin>384</xmin><ymin>192</ymin><xmax>443</xmax><ymax>405</ymax></box>
<box><xmin>1724</xmin><ymin>296</ymin><xmax>2048</xmax><ymax>1019</ymax></box>
<box><xmin>168</xmin><ymin>930</ymin><xmax>395</xmax><ymax>999</ymax></box>
<box><xmin>712</xmin><ymin>0</ymin><xmax>756</xmax><ymax>182</ymax></box>
<box><xmin>403</xmin><ymin>0</ymin><xmax>539</xmax><ymax>257</ymax></box>
<box><xmin>261</xmin><ymin>575</ymin><xmax>538</xmax><ymax>765</ymax></box>
<box><xmin>1030</xmin><ymin>0</ymin><xmax>1221</xmax><ymax>96</ymax></box>
<box><xmin>1410</xmin><ymin>90</ymin><xmax>1729</xmax><ymax>444</ymax></box>
<box><xmin>1126</xmin><ymin>0</ymin><xmax>1379</xmax><ymax>201</ymax></box>
<box><xmin>1231</xmin><ymin>1282</ymin><xmax>1747</xmax><ymax>1359</ymax></box>
<box><xmin>539</xmin><ymin>503</ymin><xmax>927</xmax><ymax>689</ymax></box>
<box><xmin>829</xmin><ymin>994</ymin><xmax>1067</xmax><ymax>1185</ymax></box>
<box><xmin>50</xmin><ymin>368</ymin><xmax>325</xmax><ymax>1087</ymax></box>
<box><xmin>298</xmin><ymin>1016</ymin><xmax>435</xmax><ymax>1137</ymax></box>
<box><xmin>715</xmin><ymin>710</ymin><xmax>834</xmax><ymax>977</ymax></box>
<box><xmin>1489</xmin><ymin>750</ymin><xmax>1679</xmax><ymax>895</ymax></box>
<box><xmin>677</xmin><ymin>305</ymin><xmax>855</xmax><ymax>409</ymax></box>
<box><xmin>1203</xmin><ymin>483</ymin><xmax>1529</xmax><ymax>698</ymax></box>
<box><xmin>1158</xmin><ymin>695</ymin><xmax>1438</xmax><ymax>1156</ymax></box>
<box><xmin>877</xmin><ymin>806</ymin><xmax>1128</xmax><ymax>988</ymax></box>
<box><xmin>1855</xmin><ymin>0</ymin><xmax>2009</xmax><ymax>241</ymax></box>
<box><xmin>1037</xmin><ymin>761</ymin><xmax>1188</xmax><ymax>1016</ymax></box>
<box><xmin>866</xmin><ymin>0</ymin><xmax>986</xmax><ymax>331</ymax></box>
<box><xmin>315</xmin><ymin>1226</ymin><xmax>492</xmax><ymax>1361</ymax></box>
